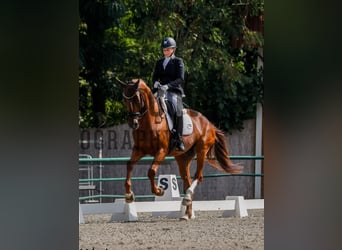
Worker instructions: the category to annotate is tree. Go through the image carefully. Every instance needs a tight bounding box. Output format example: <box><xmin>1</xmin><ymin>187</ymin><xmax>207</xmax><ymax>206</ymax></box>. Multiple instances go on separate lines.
<box><xmin>79</xmin><ymin>0</ymin><xmax>127</xmax><ymax>127</ymax></box>
<box><xmin>79</xmin><ymin>0</ymin><xmax>264</xmax><ymax>132</ymax></box>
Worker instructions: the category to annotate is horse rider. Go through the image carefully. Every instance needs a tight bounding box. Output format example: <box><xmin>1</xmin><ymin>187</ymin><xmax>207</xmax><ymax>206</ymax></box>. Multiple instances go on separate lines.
<box><xmin>152</xmin><ymin>37</ymin><xmax>185</xmax><ymax>151</ymax></box>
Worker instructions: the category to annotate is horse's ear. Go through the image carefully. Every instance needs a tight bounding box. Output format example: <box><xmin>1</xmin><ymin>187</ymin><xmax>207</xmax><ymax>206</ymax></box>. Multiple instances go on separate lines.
<box><xmin>115</xmin><ymin>77</ymin><xmax>127</xmax><ymax>87</ymax></box>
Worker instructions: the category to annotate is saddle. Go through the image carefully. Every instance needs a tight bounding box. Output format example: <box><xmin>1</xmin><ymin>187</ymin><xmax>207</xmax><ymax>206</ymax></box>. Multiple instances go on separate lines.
<box><xmin>156</xmin><ymin>91</ymin><xmax>193</xmax><ymax>136</ymax></box>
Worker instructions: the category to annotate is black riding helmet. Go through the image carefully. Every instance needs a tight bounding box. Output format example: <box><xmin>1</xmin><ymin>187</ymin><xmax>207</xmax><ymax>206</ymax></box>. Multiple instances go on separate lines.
<box><xmin>161</xmin><ymin>37</ymin><xmax>176</xmax><ymax>49</ymax></box>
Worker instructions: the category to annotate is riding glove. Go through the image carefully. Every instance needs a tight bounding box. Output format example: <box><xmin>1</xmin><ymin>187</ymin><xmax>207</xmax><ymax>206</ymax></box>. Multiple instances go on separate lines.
<box><xmin>154</xmin><ymin>81</ymin><xmax>161</xmax><ymax>88</ymax></box>
<box><xmin>160</xmin><ymin>84</ymin><xmax>169</xmax><ymax>91</ymax></box>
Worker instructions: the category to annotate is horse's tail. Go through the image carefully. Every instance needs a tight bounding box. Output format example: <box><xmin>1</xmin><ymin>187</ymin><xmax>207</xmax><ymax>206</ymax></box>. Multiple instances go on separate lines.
<box><xmin>206</xmin><ymin>129</ymin><xmax>243</xmax><ymax>174</ymax></box>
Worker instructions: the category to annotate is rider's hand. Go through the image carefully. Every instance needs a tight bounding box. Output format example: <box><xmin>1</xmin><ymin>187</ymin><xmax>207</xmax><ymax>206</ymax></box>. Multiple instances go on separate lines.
<box><xmin>154</xmin><ymin>81</ymin><xmax>161</xmax><ymax>89</ymax></box>
<box><xmin>160</xmin><ymin>84</ymin><xmax>169</xmax><ymax>91</ymax></box>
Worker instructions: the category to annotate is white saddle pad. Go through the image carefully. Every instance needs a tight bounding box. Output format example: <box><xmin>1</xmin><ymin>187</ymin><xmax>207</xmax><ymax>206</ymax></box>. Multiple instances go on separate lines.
<box><xmin>165</xmin><ymin>109</ymin><xmax>193</xmax><ymax>136</ymax></box>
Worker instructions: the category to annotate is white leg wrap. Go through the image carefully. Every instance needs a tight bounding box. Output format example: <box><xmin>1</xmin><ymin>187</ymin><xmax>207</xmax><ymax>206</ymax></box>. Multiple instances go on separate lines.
<box><xmin>182</xmin><ymin>193</ymin><xmax>192</xmax><ymax>206</ymax></box>
<box><xmin>182</xmin><ymin>179</ymin><xmax>199</xmax><ymax>206</ymax></box>
<box><xmin>187</xmin><ymin>179</ymin><xmax>198</xmax><ymax>195</ymax></box>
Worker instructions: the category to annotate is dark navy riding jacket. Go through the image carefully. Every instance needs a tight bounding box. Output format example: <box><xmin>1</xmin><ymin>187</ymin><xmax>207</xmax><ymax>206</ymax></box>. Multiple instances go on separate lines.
<box><xmin>152</xmin><ymin>55</ymin><xmax>185</xmax><ymax>96</ymax></box>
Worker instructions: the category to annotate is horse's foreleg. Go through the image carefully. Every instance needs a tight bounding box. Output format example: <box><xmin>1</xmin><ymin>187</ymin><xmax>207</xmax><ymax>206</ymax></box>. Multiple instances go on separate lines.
<box><xmin>125</xmin><ymin>151</ymin><xmax>144</xmax><ymax>203</ymax></box>
<box><xmin>147</xmin><ymin>164</ymin><xmax>164</xmax><ymax>196</ymax></box>
<box><xmin>125</xmin><ymin>160</ymin><xmax>135</xmax><ymax>202</ymax></box>
<box><xmin>148</xmin><ymin>153</ymin><xmax>167</xmax><ymax>196</ymax></box>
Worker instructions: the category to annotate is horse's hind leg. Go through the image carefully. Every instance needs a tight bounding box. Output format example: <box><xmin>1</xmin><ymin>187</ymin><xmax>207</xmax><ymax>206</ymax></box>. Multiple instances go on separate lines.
<box><xmin>194</xmin><ymin>147</ymin><xmax>209</xmax><ymax>183</ymax></box>
<box><xmin>175</xmin><ymin>150</ymin><xmax>196</xmax><ymax>220</ymax></box>
<box><xmin>181</xmin><ymin>145</ymin><xmax>211</xmax><ymax>207</ymax></box>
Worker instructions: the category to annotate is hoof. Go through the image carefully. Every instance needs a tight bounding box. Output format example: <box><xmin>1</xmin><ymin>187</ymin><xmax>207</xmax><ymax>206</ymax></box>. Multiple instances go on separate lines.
<box><xmin>125</xmin><ymin>192</ymin><xmax>135</xmax><ymax>203</ymax></box>
<box><xmin>180</xmin><ymin>215</ymin><xmax>189</xmax><ymax>221</ymax></box>
<box><xmin>155</xmin><ymin>188</ymin><xmax>164</xmax><ymax>196</ymax></box>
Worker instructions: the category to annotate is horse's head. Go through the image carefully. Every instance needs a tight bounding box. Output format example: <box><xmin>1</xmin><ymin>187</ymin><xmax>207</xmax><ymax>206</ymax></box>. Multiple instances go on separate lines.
<box><xmin>119</xmin><ymin>79</ymin><xmax>148</xmax><ymax>130</ymax></box>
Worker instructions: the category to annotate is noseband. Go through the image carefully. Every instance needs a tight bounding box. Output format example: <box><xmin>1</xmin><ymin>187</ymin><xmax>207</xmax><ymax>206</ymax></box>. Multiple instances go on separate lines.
<box><xmin>122</xmin><ymin>88</ymin><xmax>148</xmax><ymax>129</ymax></box>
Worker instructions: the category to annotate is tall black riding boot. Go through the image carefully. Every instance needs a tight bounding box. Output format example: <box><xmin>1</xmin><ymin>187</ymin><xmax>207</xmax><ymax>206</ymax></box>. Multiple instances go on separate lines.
<box><xmin>175</xmin><ymin>115</ymin><xmax>185</xmax><ymax>151</ymax></box>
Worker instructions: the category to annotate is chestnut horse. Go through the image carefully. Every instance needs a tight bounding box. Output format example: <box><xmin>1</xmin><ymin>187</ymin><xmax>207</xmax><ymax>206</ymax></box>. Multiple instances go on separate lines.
<box><xmin>119</xmin><ymin>78</ymin><xmax>243</xmax><ymax>220</ymax></box>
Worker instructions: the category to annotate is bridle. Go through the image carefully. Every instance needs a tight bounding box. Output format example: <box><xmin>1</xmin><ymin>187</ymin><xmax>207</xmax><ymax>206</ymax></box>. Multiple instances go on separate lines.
<box><xmin>122</xmin><ymin>88</ymin><xmax>148</xmax><ymax>129</ymax></box>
